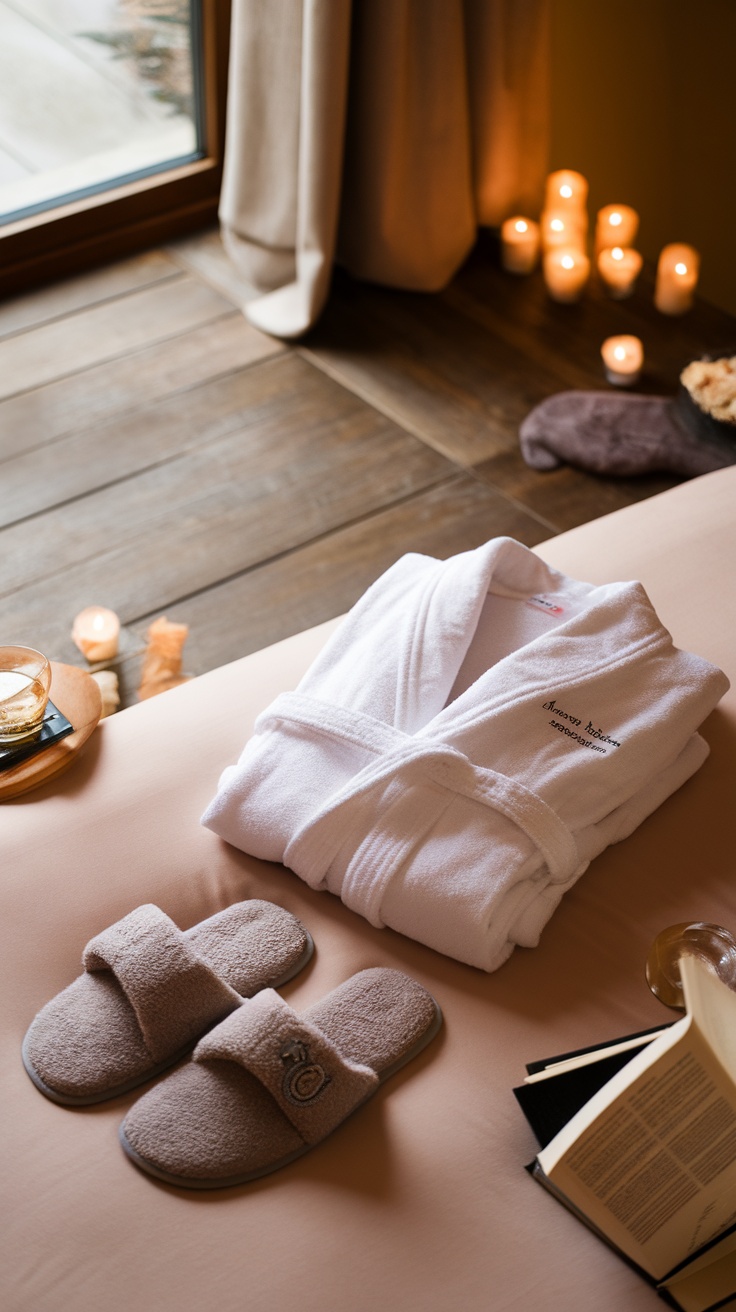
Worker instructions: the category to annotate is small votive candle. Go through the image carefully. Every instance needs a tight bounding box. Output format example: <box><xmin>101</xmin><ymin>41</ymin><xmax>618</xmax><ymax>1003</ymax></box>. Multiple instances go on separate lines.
<box><xmin>597</xmin><ymin>245</ymin><xmax>643</xmax><ymax>298</ymax></box>
<box><xmin>0</xmin><ymin>646</ymin><xmax>52</xmax><ymax>742</ymax></box>
<box><xmin>72</xmin><ymin>606</ymin><xmax>121</xmax><ymax>662</ymax></box>
<box><xmin>544</xmin><ymin>169</ymin><xmax>589</xmax><ymax>214</ymax></box>
<box><xmin>500</xmin><ymin>217</ymin><xmax>541</xmax><ymax>274</ymax></box>
<box><xmin>601</xmin><ymin>335</ymin><xmax>644</xmax><ymax>387</ymax></box>
<box><xmin>654</xmin><ymin>243</ymin><xmax>700</xmax><ymax>314</ymax></box>
<box><xmin>541</xmin><ymin>208</ymin><xmax>587</xmax><ymax>252</ymax></box>
<box><xmin>595</xmin><ymin>204</ymin><xmax>640</xmax><ymax>254</ymax></box>
<box><xmin>543</xmin><ymin>247</ymin><xmax>590</xmax><ymax>302</ymax></box>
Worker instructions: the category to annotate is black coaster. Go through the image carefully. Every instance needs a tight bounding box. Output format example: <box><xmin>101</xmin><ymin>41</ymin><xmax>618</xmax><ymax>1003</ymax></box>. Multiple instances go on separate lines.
<box><xmin>0</xmin><ymin>700</ymin><xmax>74</xmax><ymax>774</ymax></box>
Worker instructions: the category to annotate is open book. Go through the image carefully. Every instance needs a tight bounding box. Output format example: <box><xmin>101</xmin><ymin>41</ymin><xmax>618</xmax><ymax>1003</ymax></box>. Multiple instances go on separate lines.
<box><xmin>515</xmin><ymin>952</ymin><xmax>736</xmax><ymax>1312</ymax></box>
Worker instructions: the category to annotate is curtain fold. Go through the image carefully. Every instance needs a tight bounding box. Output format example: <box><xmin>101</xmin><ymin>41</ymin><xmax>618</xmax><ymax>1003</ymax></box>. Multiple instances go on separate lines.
<box><xmin>219</xmin><ymin>0</ymin><xmax>550</xmax><ymax>339</ymax></box>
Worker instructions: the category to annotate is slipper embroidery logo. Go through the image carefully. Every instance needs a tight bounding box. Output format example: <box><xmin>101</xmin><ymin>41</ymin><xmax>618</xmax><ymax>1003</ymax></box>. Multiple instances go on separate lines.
<box><xmin>280</xmin><ymin>1038</ymin><xmax>331</xmax><ymax>1104</ymax></box>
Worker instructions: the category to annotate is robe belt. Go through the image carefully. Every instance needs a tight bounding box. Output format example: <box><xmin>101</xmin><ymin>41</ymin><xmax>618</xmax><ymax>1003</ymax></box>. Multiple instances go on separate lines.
<box><xmin>259</xmin><ymin>692</ymin><xmax>581</xmax><ymax>928</ymax></box>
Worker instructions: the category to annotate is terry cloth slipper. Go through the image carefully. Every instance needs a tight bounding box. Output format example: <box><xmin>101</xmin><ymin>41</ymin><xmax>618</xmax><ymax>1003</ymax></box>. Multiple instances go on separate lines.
<box><xmin>119</xmin><ymin>967</ymin><xmax>442</xmax><ymax>1189</ymax></box>
<box><xmin>519</xmin><ymin>390</ymin><xmax>736</xmax><ymax>478</ymax></box>
<box><xmin>22</xmin><ymin>901</ymin><xmax>313</xmax><ymax>1106</ymax></box>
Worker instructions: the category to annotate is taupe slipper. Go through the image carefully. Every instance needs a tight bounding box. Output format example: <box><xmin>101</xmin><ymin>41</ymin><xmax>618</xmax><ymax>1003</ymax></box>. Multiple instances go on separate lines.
<box><xmin>22</xmin><ymin>900</ymin><xmax>313</xmax><ymax>1106</ymax></box>
<box><xmin>119</xmin><ymin>967</ymin><xmax>442</xmax><ymax>1189</ymax></box>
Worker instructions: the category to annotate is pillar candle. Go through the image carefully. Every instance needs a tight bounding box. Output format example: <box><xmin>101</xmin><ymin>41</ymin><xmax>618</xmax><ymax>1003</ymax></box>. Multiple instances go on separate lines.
<box><xmin>654</xmin><ymin>244</ymin><xmax>700</xmax><ymax>314</ymax></box>
<box><xmin>595</xmin><ymin>204</ymin><xmax>639</xmax><ymax>254</ymax></box>
<box><xmin>541</xmin><ymin>208</ymin><xmax>587</xmax><ymax>252</ymax></box>
<box><xmin>601</xmin><ymin>335</ymin><xmax>644</xmax><ymax>386</ymax></box>
<box><xmin>543</xmin><ymin>248</ymin><xmax>590</xmax><ymax>302</ymax></box>
<box><xmin>500</xmin><ymin>217</ymin><xmax>541</xmax><ymax>274</ymax></box>
<box><xmin>597</xmin><ymin>246</ymin><xmax>643</xmax><ymax>298</ymax></box>
<box><xmin>72</xmin><ymin>606</ymin><xmax>121</xmax><ymax>662</ymax></box>
<box><xmin>544</xmin><ymin>169</ymin><xmax>589</xmax><ymax>213</ymax></box>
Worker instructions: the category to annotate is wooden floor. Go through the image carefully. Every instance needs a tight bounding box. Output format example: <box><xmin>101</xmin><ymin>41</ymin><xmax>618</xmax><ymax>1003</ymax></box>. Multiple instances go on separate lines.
<box><xmin>1</xmin><ymin>227</ymin><xmax>734</xmax><ymax>709</ymax></box>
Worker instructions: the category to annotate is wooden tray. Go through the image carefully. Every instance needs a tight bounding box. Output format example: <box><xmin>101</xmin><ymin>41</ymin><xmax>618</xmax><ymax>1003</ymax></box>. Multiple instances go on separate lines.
<box><xmin>0</xmin><ymin>662</ymin><xmax>102</xmax><ymax>800</ymax></box>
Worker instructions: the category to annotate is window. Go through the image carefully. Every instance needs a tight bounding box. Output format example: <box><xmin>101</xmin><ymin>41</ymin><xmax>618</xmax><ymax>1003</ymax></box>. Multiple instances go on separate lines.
<box><xmin>0</xmin><ymin>0</ymin><xmax>230</xmax><ymax>294</ymax></box>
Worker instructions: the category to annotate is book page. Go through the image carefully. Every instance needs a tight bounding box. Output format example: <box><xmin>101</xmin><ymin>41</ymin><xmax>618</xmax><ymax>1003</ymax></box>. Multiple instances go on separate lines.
<box><xmin>524</xmin><ymin>1030</ymin><xmax>666</xmax><ymax>1083</ymax></box>
<box><xmin>537</xmin><ymin>955</ymin><xmax>736</xmax><ymax>1280</ymax></box>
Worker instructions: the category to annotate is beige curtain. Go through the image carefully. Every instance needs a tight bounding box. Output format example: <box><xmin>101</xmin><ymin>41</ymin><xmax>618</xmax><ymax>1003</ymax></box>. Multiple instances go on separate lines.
<box><xmin>219</xmin><ymin>0</ymin><xmax>550</xmax><ymax>339</ymax></box>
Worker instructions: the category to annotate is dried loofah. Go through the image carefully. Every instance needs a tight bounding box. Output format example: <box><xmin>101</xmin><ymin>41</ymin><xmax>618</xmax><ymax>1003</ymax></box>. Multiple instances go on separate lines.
<box><xmin>138</xmin><ymin>617</ymin><xmax>192</xmax><ymax>702</ymax></box>
<box><xmin>90</xmin><ymin>670</ymin><xmax>120</xmax><ymax>718</ymax></box>
<box><xmin>680</xmin><ymin>356</ymin><xmax>736</xmax><ymax>426</ymax></box>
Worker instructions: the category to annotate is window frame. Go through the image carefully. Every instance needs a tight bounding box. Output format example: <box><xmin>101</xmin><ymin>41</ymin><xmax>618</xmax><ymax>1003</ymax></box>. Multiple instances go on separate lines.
<box><xmin>0</xmin><ymin>0</ymin><xmax>231</xmax><ymax>297</ymax></box>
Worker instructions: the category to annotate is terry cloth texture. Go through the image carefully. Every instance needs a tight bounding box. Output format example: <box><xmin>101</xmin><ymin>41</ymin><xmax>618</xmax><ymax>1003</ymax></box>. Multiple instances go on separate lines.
<box><xmin>120</xmin><ymin>967</ymin><xmax>441</xmax><ymax>1188</ymax></box>
<box><xmin>202</xmin><ymin>538</ymin><xmax>729</xmax><ymax>972</ymax></box>
<box><xmin>519</xmin><ymin>391</ymin><xmax>736</xmax><ymax>477</ymax></box>
<box><xmin>22</xmin><ymin>900</ymin><xmax>312</xmax><ymax>1104</ymax></box>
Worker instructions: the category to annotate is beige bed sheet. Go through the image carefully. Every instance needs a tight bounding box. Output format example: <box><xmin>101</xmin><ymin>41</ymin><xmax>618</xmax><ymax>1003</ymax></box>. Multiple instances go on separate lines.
<box><xmin>3</xmin><ymin>466</ymin><xmax>736</xmax><ymax>1312</ymax></box>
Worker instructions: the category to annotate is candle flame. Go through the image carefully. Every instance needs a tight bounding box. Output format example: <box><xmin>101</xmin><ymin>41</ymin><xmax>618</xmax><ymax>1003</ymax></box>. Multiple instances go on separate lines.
<box><xmin>609</xmin><ymin>212</ymin><xmax>622</xmax><ymax>226</ymax></box>
<box><xmin>675</xmin><ymin>262</ymin><xmax>688</xmax><ymax>275</ymax></box>
<box><xmin>612</xmin><ymin>247</ymin><xmax>624</xmax><ymax>260</ymax></box>
<box><xmin>515</xmin><ymin>220</ymin><xmax>528</xmax><ymax>233</ymax></box>
<box><xmin>551</xmin><ymin>218</ymin><xmax>564</xmax><ymax>232</ymax></box>
<box><xmin>561</xmin><ymin>254</ymin><xmax>575</xmax><ymax>270</ymax></box>
<box><xmin>92</xmin><ymin>613</ymin><xmax>105</xmax><ymax>631</ymax></box>
<box><xmin>613</xmin><ymin>346</ymin><xmax>627</xmax><ymax>361</ymax></box>
<box><xmin>560</xmin><ymin>184</ymin><xmax>573</xmax><ymax>198</ymax></box>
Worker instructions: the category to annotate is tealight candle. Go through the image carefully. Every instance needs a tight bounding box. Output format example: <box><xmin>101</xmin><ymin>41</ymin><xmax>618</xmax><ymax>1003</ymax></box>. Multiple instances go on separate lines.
<box><xmin>654</xmin><ymin>243</ymin><xmax>700</xmax><ymax>314</ymax></box>
<box><xmin>597</xmin><ymin>245</ymin><xmax>643</xmax><ymax>298</ymax></box>
<box><xmin>541</xmin><ymin>208</ymin><xmax>587</xmax><ymax>252</ymax></box>
<box><xmin>0</xmin><ymin>646</ymin><xmax>52</xmax><ymax>742</ymax></box>
<box><xmin>601</xmin><ymin>335</ymin><xmax>644</xmax><ymax>387</ymax></box>
<box><xmin>544</xmin><ymin>169</ymin><xmax>589</xmax><ymax>214</ymax></box>
<box><xmin>500</xmin><ymin>216</ymin><xmax>541</xmax><ymax>274</ymax></box>
<box><xmin>543</xmin><ymin>247</ymin><xmax>590</xmax><ymax>302</ymax></box>
<box><xmin>595</xmin><ymin>204</ymin><xmax>640</xmax><ymax>254</ymax></box>
<box><xmin>72</xmin><ymin>606</ymin><xmax>121</xmax><ymax>662</ymax></box>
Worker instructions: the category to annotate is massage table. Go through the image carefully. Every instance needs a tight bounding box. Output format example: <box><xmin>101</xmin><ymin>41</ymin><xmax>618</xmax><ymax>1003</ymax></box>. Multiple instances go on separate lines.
<box><xmin>4</xmin><ymin>465</ymin><xmax>736</xmax><ymax>1311</ymax></box>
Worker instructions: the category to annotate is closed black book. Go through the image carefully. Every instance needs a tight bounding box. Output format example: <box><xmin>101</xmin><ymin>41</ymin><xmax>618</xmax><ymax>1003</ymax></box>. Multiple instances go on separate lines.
<box><xmin>0</xmin><ymin>700</ymin><xmax>74</xmax><ymax>773</ymax></box>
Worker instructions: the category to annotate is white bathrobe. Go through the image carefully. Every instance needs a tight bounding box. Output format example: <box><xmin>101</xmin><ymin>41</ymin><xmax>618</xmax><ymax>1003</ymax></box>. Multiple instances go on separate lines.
<box><xmin>202</xmin><ymin>538</ymin><xmax>729</xmax><ymax>971</ymax></box>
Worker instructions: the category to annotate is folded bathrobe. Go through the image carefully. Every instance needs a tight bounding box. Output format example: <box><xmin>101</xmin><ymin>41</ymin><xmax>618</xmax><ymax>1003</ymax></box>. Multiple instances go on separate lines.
<box><xmin>202</xmin><ymin>538</ymin><xmax>729</xmax><ymax>971</ymax></box>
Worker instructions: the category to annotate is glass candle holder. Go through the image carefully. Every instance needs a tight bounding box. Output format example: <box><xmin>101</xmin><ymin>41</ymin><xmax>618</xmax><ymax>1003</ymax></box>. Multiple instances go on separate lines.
<box><xmin>0</xmin><ymin>646</ymin><xmax>52</xmax><ymax>742</ymax></box>
<box><xmin>500</xmin><ymin>217</ymin><xmax>541</xmax><ymax>274</ymax></box>
<box><xmin>595</xmin><ymin>203</ymin><xmax>640</xmax><ymax>255</ymax></box>
<box><xmin>601</xmin><ymin>334</ymin><xmax>644</xmax><ymax>387</ymax></box>
<box><xmin>646</xmin><ymin>922</ymin><xmax>736</xmax><ymax>1010</ymax></box>
<box><xmin>543</xmin><ymin>247</ymin><xmax>590</xmax><ymax>302</ymax></box>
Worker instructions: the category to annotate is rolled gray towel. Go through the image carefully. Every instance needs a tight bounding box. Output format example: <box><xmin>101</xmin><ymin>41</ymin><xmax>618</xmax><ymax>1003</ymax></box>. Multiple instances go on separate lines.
<box><xmin>519</xmin><ymin>391</ymin><xmax>736</xmax><ymax>478</ymax></box>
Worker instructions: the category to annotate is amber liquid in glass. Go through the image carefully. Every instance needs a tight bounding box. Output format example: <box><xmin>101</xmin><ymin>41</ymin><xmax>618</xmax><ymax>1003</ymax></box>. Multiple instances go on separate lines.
<box><xmin>0</xmin><ymin>670</ymin><xmax>48</xmax><ymax>741</ymax></box>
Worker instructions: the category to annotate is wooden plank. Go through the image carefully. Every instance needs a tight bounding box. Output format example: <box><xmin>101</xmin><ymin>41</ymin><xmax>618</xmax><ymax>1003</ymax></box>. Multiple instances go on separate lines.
<box><xmin>0</xmin><ymin>274</ymin><xmax>236</xmax><ymax>399</ymax></box>
<box><xmin>475</xmin><ymin>449</ymin><xmax>682</xmax><ymax>533</ymax></box>
<box><xmin>0</xmin><ymin>313</ymin><xmax>284</xmax><ymax>460</ymax></box>
<box><xmin>301</xmin><ymin>275</ymin><xmax>574</xmax><ymax>466</ymax></box>
<box><xmin>125</xmin><ymin>474</ymin><xmax>553</xmax><ymax>678</ymax></box>
<box><xmin>303</xmin><ymin>239</ymin><xmax>736</xmax><ymax>470</ymax></box>
<box><xmin>0</xmin><ymin>355</ymin><xmax>454</xmax><ymax>661</ymax></box>
<box><xmin>0</xmin><ymin>250</ymin><xmax>181</xmax><ymax>340</ymax></box>
<box><xmin>447</xmin><ymin>234</ymin><xmax>736</xmax><ymax>394</ymax></box>
<box><xmin>0</xmin><ymin>348</ymin><xmax>394</xmax><ymax>526</ymax></box>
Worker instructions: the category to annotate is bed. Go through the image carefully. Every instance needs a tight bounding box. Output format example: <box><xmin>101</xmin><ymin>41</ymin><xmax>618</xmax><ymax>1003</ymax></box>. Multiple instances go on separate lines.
<box><xmin>4</xmin><ymin>465</ymin><xmax>736</xmax><ymax>1312</ymax></box>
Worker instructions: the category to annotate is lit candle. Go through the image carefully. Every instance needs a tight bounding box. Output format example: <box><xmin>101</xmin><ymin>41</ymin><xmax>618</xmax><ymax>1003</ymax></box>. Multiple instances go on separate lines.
<box><xmin>544</xmin><ymin>169</ymin><xmax>589</xmax><ymax>214</ymax></box>
<box><xmin>72</xmin><ymin>606</ymin><xmax>121</xmax><ymax>662</ymax></box>
<box><xmin>500</xmin><ymin>216</ymin><xmax>541</xmax><ymax>274</ymax></box>
<box><xmin>595</xmin><ymin>204</ymin><xmax>640</xmax><ymax>254</ymax></box>
<box><xmin>597</xmin><ymin>245</ymin><xmax>643</xmax><ymax>298</ymax></box>
<box><xmin>541</xmin><ymin>209</ymin><xmax>587</xmax><ymax>252</ymax></box>
<box><xmin>0</xmin><ymin>646</ymin><xmax>51</xmax><ymax>742</ymax></box>
<box><xmin>654</xmin><ymin>243</ymin><xmax>700</xmax><ymax>314</ymax></box>
<box><xmin>601</xmin><ymin>335</ymin><xmax>644</xmax><ymax>387</ymax></box>
<box><xmin>543</xmin><ymin>247</ymin><xmax>590</xmax><ymax>302</ymax></box>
